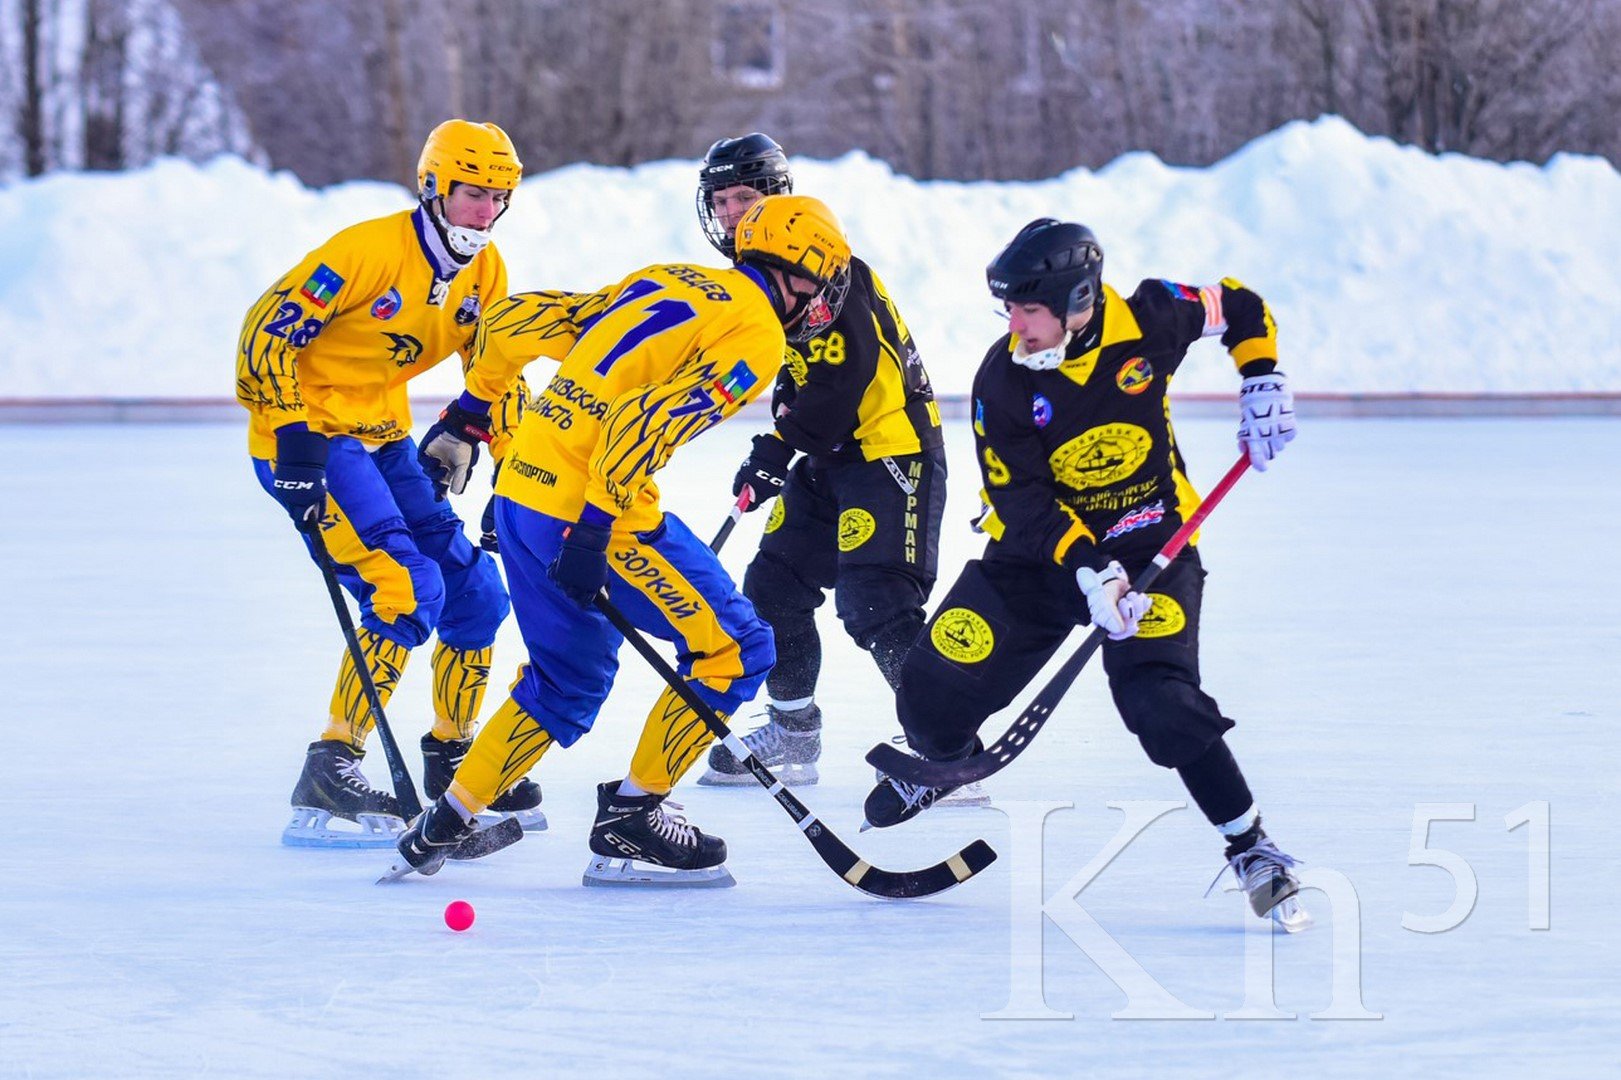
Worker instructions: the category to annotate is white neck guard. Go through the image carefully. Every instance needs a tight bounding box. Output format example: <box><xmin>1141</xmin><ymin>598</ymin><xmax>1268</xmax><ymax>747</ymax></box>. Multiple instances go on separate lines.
<box><xmin>1012</xmin><ymin>332</ymin><xmax>1072</xmax><ymax>371</ymax></box>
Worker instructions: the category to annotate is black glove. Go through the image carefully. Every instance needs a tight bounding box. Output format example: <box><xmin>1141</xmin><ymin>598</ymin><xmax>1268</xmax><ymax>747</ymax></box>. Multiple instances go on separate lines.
<box><xmin>272</xmin><ymin>426</ymin><xmax>330</xmax><ymax>534</ymax></box>
<box><xmin>418</xmin><ymin>398</ymin><xmax>492</xmax><ymax>501</ymax></box>
<box><xmin>548</xmin><ymin>519</ymin><xmax>612</xmax><ymax>608</ymax></box>
<box><xmin>732</xmin><ymin>433</ymin><xmax>795</xmax><ymax>511</ymax></box>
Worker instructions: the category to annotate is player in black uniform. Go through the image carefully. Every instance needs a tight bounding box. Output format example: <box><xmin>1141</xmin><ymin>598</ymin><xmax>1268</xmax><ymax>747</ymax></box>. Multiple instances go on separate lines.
<box><xmin>688</xmin><ymin>134</ymin><xmax>961</xmax><ymax>793</ymax></box>
<box><xmin>863</xmin><ymin>218</ymin><xmax>1305</xmax><ymax>926</ymax></box>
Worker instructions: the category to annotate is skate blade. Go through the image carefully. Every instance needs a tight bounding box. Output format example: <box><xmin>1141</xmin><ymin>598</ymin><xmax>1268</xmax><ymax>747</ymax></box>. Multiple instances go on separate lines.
<box><xmin>1271</xmin><ymin>896</ymin><xmax>1313</xmax><ymax>933</ymax></box>
<box><xmin>697</xmin><ymin>762</ymin><xmax>818</xmax><ymax>787</ymax></box>
<box><xmin>581</xmin><ymin>855</ymin><xmax>736</xmax><ymax>889</ymax></box>
<box><xmin>934</xmin><ymin>784</ymin><xmax>991</xmax><ymax>808</ymax></box>
<box><xmin>282</xmin><ymin>808</ymin><xmax>405</xmax><ymax>849</ymax></box>
<box><xmin>475</xmin><ymin>807</ymin><xmax>549</xmax><ymax>833</ymax></box>
<box><xmin>376</xmin><ymin>858</ymin><xmax>429</xmax><ymax>884</ymax></box>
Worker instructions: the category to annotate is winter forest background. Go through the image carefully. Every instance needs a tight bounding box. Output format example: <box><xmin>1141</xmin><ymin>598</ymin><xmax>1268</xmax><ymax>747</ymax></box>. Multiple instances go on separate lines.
<box><xmin>2</xmin><ymin>0</ymin><xmax>1618</xmax><ymax>187</ymax></box>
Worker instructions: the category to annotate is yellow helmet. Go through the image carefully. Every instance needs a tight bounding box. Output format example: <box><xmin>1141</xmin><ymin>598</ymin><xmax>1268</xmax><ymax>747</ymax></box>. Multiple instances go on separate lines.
<box><xmin>417</xmin><ymin>120</ymin><xmax>523</xmax><ymax>200</ymax></box>
<box><xmin>735</xmin><ymin>194</ymin><xmax>851</xmax><ymax>287</ymax></box>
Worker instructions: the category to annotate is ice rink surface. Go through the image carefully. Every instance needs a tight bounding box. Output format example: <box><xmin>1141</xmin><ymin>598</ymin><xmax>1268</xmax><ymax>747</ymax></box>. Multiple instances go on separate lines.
<box><xmin>2</xmin><ymin>415</ymin><xmax>1617</xmax><ymax>1078</ymax></box>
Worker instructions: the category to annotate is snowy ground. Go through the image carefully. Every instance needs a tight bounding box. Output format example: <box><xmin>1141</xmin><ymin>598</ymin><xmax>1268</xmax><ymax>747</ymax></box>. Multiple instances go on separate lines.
<box><xmin>3</xmin><ymin>414</ymin><xmax>1618</xmax><ymax>1078</ymax></box>
<box><xmin>3</xmin><ymin>116</ymin><xmax>1619</xmax><ymax>402</ymax></box>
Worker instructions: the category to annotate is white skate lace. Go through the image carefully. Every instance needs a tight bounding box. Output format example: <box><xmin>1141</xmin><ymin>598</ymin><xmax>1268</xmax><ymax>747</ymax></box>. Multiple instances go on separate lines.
<box><xmin>649</xmin><ymin>801</ymin><xmax>699</xmax><ymax>848</ymax></box>
<box><xmin>742</xmin><ymin>720</ymin><xmax>788</xmax><ymax>759</ymax></box>
<box><xmin>889</xmin><ymin>777</ymin><xmax>940</xmax><ymax>812</ymax></box>
<box><xmin>1204</xmin><ymin>838</ymin><xmax>1300</xmax><ymax>897</ymax></box>
<box><xmin>334</xmin><ymin>755</ymin><xmax>381</xmax><ymax>793</ymax></box>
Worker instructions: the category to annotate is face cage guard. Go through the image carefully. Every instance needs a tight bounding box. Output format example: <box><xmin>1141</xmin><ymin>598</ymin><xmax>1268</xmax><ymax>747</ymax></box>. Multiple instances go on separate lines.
<box><xmin>695</xmin><ymin>173</ymin><xmax>793</xmax><ymax>259</ymax></box>
<box><xmin>784</xmin><ymin>261</ymin><xmax>851</xmax><ymax>343</ymax></box>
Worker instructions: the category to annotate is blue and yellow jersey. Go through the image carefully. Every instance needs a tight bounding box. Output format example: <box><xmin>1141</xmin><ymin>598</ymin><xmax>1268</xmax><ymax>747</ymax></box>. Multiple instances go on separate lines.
<box><xmin>235</xmin><ymin>206</ymin><xmax>514</xmax><ymax>459</ymax></box>
<box><xmin>474</xmin><ymin>263</ymin><xmax>786</xmax><ymax>533</ymax></box>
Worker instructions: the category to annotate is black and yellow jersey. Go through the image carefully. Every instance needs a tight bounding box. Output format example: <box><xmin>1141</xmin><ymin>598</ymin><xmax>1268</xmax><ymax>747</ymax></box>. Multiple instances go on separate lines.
<box><xmin>972</xmin><ymin>277</ymin><xmax>1278</xmax><ymax>572</ymax></box>
<box><xmin>772</xmin><ymin>256</ymin><xmax>942</xmax><ymax>461</ymax></box>
<box><xmin>235</xmin><ymin>206</ymin><xmax>526</xmax><ymax>459</ymax></box>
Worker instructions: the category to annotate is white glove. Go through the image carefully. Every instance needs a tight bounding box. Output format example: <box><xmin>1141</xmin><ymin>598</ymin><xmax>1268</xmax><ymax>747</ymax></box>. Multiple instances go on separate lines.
<box><xmin>1075</xmin><ymin>560</ymin><xmax>1151</xmax><ymax>641</ymax></box>
<box><xmin>1237</xmin><ymin>370</ymin><xmax>1297</xmax><ymax>471</ymax></box>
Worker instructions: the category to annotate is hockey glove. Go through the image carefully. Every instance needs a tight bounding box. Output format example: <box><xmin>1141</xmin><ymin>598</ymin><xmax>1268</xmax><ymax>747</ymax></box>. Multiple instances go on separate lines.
<box><xmin>418</xmin><ymin>397</ymin><xmax>492</xmax><ymax>500</ymax></box>
<box><xmin>732</xmin><ymin>432</ymin><xmax>795</xmax><ymax>510</ymax></box>
<box><xmin>1237</xmin><ymin>371</ymin><xmax>1296</xmax><ymax>471</ymax></box>
<box><xmin>1075</xmin><ymin>560</ymin><xmax>1151</xmax><ymax>641</ymax></box>
<box><xmin>272</xmin><ymin>425</ymin><xmax>330</xmax><ymax>534</ymax></box>
<box><xmin>548</xmin><ymin>518</ymin><xmax>613</xmax><ymax>608</ymax></box>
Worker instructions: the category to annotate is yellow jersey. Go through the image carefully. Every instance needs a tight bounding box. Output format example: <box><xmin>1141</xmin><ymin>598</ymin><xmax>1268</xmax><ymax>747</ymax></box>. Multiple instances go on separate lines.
<box><xmin>470</xmin><ymin>263</ymin><xmax>787</xmax><ymax>532</ymax></box>
<box><xmin>235</xmin><ymin>206</ymin><xmax>514</xmax><ymax>459</ymax></box>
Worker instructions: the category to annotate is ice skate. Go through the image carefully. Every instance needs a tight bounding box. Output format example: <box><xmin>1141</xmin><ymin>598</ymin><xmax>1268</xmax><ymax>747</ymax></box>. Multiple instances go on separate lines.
<box><xmin>876</xmin><ymin>735</ymin><xmax>990</xmax><ymax>808</ymax></box>
<box><xmin>861</xmin><ymin>772</ymin><xmax>961</xmax><ymax>831</ymax></box>
<box><xmin>1212</xmin><ymin>821</ymin><xmax>1312</xmax><ymax>933</ymax></box>
<box><xmin>377</xmin><ymin>797</ymin><xmax>478</xmax><ymax>882</ymax></box>
<box><xmin>582</xmin><ymin>781</ymin><xmax>734</xmax><ymax>888</ymax></box>
<box><xmin>421</xmin><ymin>734</ymin><xmax>548</xmax><ymax>832</ymax></box>
<box><xmin>698</xmin><ymin>703</ymin><xmax>821</xmax><ymax>787</ymax></box>
<box><xmin>282</xmin><ymin>739</ymin><xmax>406</xmax><ymax>849</ymax></box>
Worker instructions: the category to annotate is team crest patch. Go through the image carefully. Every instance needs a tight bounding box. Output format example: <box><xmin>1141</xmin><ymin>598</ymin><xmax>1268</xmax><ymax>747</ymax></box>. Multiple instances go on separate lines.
<box><xmin>1102</xmin><ymin>499</ymin><xmax>1165</xmax><ymax>541</ymax></box>
<box><xmin>838</xmin><ymin>508</ymin><xmax>876</xmax><ymax>552</ymax></box>
<box><xmin>1136</xmin><ymin>594</ymin><xmax>1187</xmax><ymax>638</ymax></box>
<box><xmin>710</xmin><ymin>360</ymin><xmax>758</xmax><ymax>404</ymax></box>
<box><xmin>370</xmin><ymin>287</ymin><xmax>402</xmax><ymax>320</ymax></box>
<box><xmin>931</xmin><ymin>608</ymin><xmax>995</xmax><ymax>664</ymax></box>
<box><xmin>1049</xmin><ymin>424</ymin><xmax>1152</xmax><ymax>489</ymax></box>
<box><xmin>1032</xmin><ymin>394</ymin><xmax>1053</xmax><ymax>428</ymax></box>
<box><xmin>299</xmin><ymin>264</ymin><xmax>344</xmax><ymax>309</ymax></box>
<box><xmin>1116</xmin><ymin>357</ymin><xmax>1153</xmax><ymax>395</ymax></box>
<box><xmin>454</xmin><ymin>293</ymin><xmax>482</xmax><ymax>326</ymax></box>
<box><xmin>764</xmin><ymin>498</ymin><xmax>786</xmax><ymax>534</ymax></box>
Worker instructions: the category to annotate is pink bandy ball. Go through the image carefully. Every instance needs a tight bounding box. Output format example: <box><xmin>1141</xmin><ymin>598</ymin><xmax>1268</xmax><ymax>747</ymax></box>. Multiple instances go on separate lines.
<box><xmin>444</xmin><ymin>900</ymin><xmax>476</xmax><ymax>932</ymax></box>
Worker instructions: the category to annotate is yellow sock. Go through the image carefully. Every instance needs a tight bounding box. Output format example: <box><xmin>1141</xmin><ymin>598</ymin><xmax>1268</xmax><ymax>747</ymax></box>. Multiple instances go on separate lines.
<box><xmin>627</xmin><ymin>685</ymin><xmax>721</xmax><ymax>795</ymax></box>
<box><xmin>321</xmin><ymin>628</ymin><xmax>410</xmax><ymax>748</ymax></box>
<box><xmin>429</xmin><ymin>642</ymin><xmax>492</xmax><ymax>741</ymax></box>
<box><xmin>447</xmin><ymin>687</ymin><xmax>554</xmax><ymax>814</ymax></box>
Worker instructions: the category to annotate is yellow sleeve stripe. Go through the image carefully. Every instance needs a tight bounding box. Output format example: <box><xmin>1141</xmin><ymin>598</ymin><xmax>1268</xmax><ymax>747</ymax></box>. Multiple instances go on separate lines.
<box><xmin>1051</xmin><ymin>510</ymin><xmax>1097</xmax><ymax>567</ymax></box>
<box><xmin>1230</xmin><ymin>337</ymin><xmax>1277</xmax><ymax>367</ymax></box>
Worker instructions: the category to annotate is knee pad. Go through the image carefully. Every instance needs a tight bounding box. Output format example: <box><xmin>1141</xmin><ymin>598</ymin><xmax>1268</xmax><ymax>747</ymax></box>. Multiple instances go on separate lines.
<box><xmin>743</xmin><ymin>552</ymin><xmax>824</xmax><ymax>630</ymax></box>
<box><xmin>834</xmin><ymin>566</ymin><xmax>926</xmax><ymax>644</ymax></box>
<box><xmin>1110</xmin><ymin>664</ymin><xmax>1231</xmax><ymax>769</ymax></box>
<box><xmin>435</xmin><ymin>545</ymin><xmax>510</xmax><ymax>649</ymax></box>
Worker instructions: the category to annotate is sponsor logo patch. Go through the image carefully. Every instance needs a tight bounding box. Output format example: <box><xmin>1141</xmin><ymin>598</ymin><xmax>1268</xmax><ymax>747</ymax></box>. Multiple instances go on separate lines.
<box><xmin>1032</xmin><ymin>394</ymin><xmax>1053</xmax><ymax>428</ymax></box>
<box><xmin>454</xmin><ymin>292</ymin><xmax>482</xmax><ymax>326</ymax></box>
<box><xmin>1116</xmin><ymin>356</ymin><xmax>1153</xmax><ymax>395</ymax></box>
<box><xmin>299</xmin><ymin>263</ymin><xmax>344</xmax><ymax>309</ymax></box>
<box><xmin>1102</xmin><ymin>499</ymin><xmax>1165</xmax><ymax>541</ymax></box>
<box><xmin>764</xmin><ymin>498</ymin><xmax>786</xmax><ymax>534</ymax></box>
<box><xmin>1136</xmin><ymin>594</ymin><xmax>1187</xmax><ymax>638</ymax></box>
<box><xmin>370</xmin><ymin>287</ymin><xmax>402</xmax><ymax>320</ymax></box>
<box><xmin>1049</xmin><ymin>423</ymin><xmax>1153</xmax><ymax>489</ymax></box>
<box><xmin>838</xmin><ymin>508</ymin><xmax>876</xmax><ymax>552</ymax></box>
<box><xmin>931</xmin><ymin>608</ymin><xmax>995</xmax><ymax>664</ymax></box>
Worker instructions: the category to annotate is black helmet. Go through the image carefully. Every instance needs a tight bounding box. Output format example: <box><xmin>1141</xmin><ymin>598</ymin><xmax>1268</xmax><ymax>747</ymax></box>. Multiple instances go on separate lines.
<box><xmin>986</xmin><ymin>218</ymin><xmax>1103</xmax><ymax>322</ymax></box>
<box><xmin>697</xmin><ymin>133</ymin><xmax>794</xmax><ymax>257</ymax></box>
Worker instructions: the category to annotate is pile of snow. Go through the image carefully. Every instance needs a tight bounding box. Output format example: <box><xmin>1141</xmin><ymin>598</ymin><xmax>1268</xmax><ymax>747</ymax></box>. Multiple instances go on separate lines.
<box><xmin>0</xmin><ymin>115</ymin><xmax>1616</xmax><ymax>399</ymax></box>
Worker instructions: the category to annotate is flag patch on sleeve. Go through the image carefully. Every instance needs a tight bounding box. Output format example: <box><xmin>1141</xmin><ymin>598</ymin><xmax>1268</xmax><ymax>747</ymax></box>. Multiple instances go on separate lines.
<box><xmin>299</xmin><ymin>264</ymin><xmax>345</xmax><ymax>309</ymax></box>
<box><xmin>710</xmin><ymin>360</ymin><xmax>759</xmax><ymax>403</ymax></box>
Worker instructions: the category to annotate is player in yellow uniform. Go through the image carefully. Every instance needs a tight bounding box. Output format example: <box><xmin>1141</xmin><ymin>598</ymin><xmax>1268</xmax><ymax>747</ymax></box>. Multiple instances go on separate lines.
<box><xmin>395</xmin><ymin>195</ymin><xmax>853</xmax><ymax>886</ymax></box>
<box><xmin>237</xmin><ymin>120</ymin><xmax>540</xmax><ymax>847</ymax></box>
